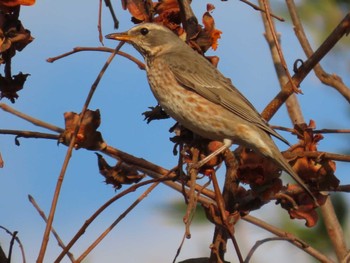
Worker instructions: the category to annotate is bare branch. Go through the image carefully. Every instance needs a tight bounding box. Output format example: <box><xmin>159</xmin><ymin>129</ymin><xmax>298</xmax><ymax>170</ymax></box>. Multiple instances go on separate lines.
<box><xmin>239</xmin><ymin>0</ymin><xmax>285</xmax><ymax>21</ymax></box>
<box><xmin>320</xmin><ymin>197</ymin><xmax>348</xmax><ymax>262</ymax></box>
<box><xmin>243</xmin><ymin>215</ymin><xmax>334</xmax><ymax>262</ymax></box>
<box><xmin>0</xmin><ymin>103</ymin><xmax>64</xmax><ymax>133</ymax></box>
<box><xmin>36</xmin><ymin>42</ymin><xmax>124</xmax><ymax>263</ymax></box>
<box><xmin>28</xmin><ymin>195</ymin><xmax>75</xmax><ymax>262</ymax></box>
<box><xmin>286</xmin><ymin>0</ymin><xmax>350</xmax><ymax>103</ymax></box>
<box><xmin>262</xmin><ymin>11</ymin><xmax>350</xmax><ymax>121</ymax></box>
<box><xmin>47</xmin><ymin>46</ymin><xmax>145</xmax><ymax>70</ymax></box>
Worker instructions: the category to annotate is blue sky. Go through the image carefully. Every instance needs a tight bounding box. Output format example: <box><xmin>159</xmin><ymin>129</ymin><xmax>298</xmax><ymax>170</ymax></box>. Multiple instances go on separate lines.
<box><xmin>0</xmin><ymin>1</ymin><xmax>349</xmax><ymax>262</ymax></box>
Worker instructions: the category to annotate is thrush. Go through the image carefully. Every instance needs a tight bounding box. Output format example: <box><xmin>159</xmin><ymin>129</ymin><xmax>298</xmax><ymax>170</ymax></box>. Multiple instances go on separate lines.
<box><xmin>106</xmin><ymin>23</ymin><xmax>316</xmax><ymax>203</ymax></box>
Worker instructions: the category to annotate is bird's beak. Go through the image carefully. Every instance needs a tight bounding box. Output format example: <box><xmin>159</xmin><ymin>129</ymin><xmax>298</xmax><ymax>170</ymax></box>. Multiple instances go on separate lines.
<box><xmin>105</xmin><ymin>32</ymin><xmax>133</xmax><ymax>42</ymax></box>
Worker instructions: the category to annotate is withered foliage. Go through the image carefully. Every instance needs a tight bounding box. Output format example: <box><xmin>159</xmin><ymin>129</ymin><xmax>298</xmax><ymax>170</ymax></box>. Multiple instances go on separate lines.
<box><xmin>96</xmin><ymin>153</ymin><xmax>145</xmax><ymax>189</ymax></box>
<box><xmin>0</xmin><ymin>72</ymin><xmax>29</xmax><ymax>102</ymax></box>
<box><xmin>0</xmin><ymin>0</ymin><xmax>34</xmax><ymax>102</ymax></box>
<box><xmin>290</xmin><ymin>121</ymin><xmax>339</xmax><ymax>190</ymax></box>
<box><xmin>122</xmin><ymin>0</ymin><xmax>222</xmax><ymax>53</ymax></box>
<box><xmin>59</xmin><ymin>109</ymin><xmax>107</xmax><ymax>151</ymax></box>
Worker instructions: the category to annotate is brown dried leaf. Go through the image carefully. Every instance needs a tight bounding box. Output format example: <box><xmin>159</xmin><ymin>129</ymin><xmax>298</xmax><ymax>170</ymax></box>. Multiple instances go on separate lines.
<box><xmin>0</xmin><ymin>72</ymin><xmax>29</xmax><ymax>103</ymax></box>
<box><xmin>59</xmin><ymin>109</ymin><xmax>107</xmax><ymax>151</ymax></box>
<box><xmin>201</xmin><ymin>4</ymin><xmax>222</xmax><ymax>51</ymax></box>
<box><xmin>96</xmin><ymin>153</ymin><xmax>144</xmax><ymax>189</ymax></box>
<box><xmin>289</xmin><ymin>120</ymin><xmax>340</xmax><ymax>190</ymax></box>
<box><xmin>281</xmin><ymin>186</ymin><xmax>327</xmax><ymax>227</ymax></box>
<box><xmin>122</xmin><ymin>0</ymin><xmax>150</xmax><ymax>23</ymax></box>
<box><xmin>0</xmin><ymin>13</ymin><xmax>34</xmax><ymax>55</ymax></box>
<box><xmin>154</xmin><ymin>0</ymin><xmax>181</xmax><ymax>31</ymax></box>
<box><xmin>0</xmin><ymin>0</ymin><xmax>35</xmax><ymax>7</ymax></box>
<box><xmin>142</xmin><ymin>104</ymin><xmax>169</xmax><ymax>123</ymax></box>
<box><xmin>237</xmin><ymin>148</ymin><xmax>282</xmax><ymax>200</ymax></box>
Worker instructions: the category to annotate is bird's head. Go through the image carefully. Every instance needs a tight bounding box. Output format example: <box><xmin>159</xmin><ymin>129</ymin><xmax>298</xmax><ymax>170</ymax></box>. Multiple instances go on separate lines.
<box><xmin>106</xmin><ymin>23</ymin><xmax>184</xmax><ymax>57</ymax></box>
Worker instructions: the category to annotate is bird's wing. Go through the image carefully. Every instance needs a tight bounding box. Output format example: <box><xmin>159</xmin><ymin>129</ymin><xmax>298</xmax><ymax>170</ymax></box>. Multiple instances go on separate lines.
<box><xmin>164</xmin><ymin>51</ymin><xmax>289</xmax><ymax>145</ymax></box>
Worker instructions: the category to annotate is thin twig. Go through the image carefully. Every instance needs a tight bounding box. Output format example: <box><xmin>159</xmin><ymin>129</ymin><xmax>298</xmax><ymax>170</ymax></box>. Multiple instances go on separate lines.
<box><xmin>0</xmin><ymin>103</ymin><xmax>64</xmax><ymax>133</ymax></box>
<box><xmin>54</xmin><ymin>176</ymin><xmax>173</xmax><ymax>262</ymax></box>
<box><xmin>74</xmin><ymin>180</ymin><xmax>161</xmax><ymax>263</ymax></box>
<box><xmin>0</xmin><ymin>129</ymin><xmax>59</xmax><ymax>141</ymax></box>
<box><xmin>286</xmin><ymin>0</ymin><xmax>350</xmax><ymax>103</ymax></box>
<box><xmin>320</xmin><ymin>197</ymin><xmax>348</xmax><ymax>262</ymax></box>
<box><xmin>28</xmin><ymin>195</ymin><xmax>75</xmax><ymax>262</ymax></box>
<box><xmin>261</xmin><ymin>0</ymin><xmax>299</xmax><ymax>94</ymax></box>
<box><xmin>36</xmin><ymin>42</ymin><xmax>125</xmax><ymax>263</ymax></box>
<box><xmin>261</xmin><ymin>12</ymin><xmax>350</xmax><ymax>121</ymax></box>
<box><xmin>47</xmin><ymin>46</ymin><xmax>145</xmax><ymax>70</ymax></box>
<box><xmin>271</xmin><ymin>125</ymin><xmax>350</xmax><ymax>134</ymax></box>
<box><xmin>244</xmin><ymin>237</ymin><xmax>304</xmax><ymax>263</ymax></box>
<box><xmin>98</xmin><ymin>0</ymin><xmax>104</xmax><ymax>45</ymax></box>
<box><xmin>284</xmin><ymin>150</ymin><xmax>350</xmax><ymax>163</ymax></box>
<box><xmin>243</xmin><ymin>215</ymin><xmax>334</xmax><ymax>262</ymax></box>
<box><xmin>0</xmin><ymin>226</ymin><xmax>26</xmax><ymax>263</ymax></box>
<box><xmin>240</xmin><ymin>0</ymin><xmax>285</xmax><ymax>21</ymax></box>
<box><xmin>184</xmin><ymin>148</ymin><xmax>200</xmax><ymax>239</ymax></box>
<box><xmin>104</xmin><ymin>0</ymin><xmax>119</xmax><ymax>29</ymax></box>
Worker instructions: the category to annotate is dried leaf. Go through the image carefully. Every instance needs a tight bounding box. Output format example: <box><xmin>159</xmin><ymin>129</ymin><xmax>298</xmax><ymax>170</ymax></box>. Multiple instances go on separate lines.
<box><xmin>0</xmin><ymin>13</ymin><xmax>34</xmax><ymax>55</ymax></box>
<box><xmin>142</xmin><ymin>104</ymin><xmax>169</xmax><ymax>123</ymax></box>
<box><xmin>96</xmin><ymin>153</ymin><xmax>144</xmax><ymax>189</ymax></box>
<box><xmin>289</xmin><ymin>120</ymin><xmax>340</xmax><ymax>190</ymax></box>
<box><xmin>0</xmin><ymin>72</ymin><xmax>29</xmax><ymax>103</ymax></box>
<box><xmin>59</xmin><ymin>109</ymin><xmax>107</xmax><ymax>150</ymax></box>
<box><xmin>122</xmin><ymin>0</ymin><xmax>150</xmax><ymax>23</ymax></box>
<box><xmin>237</xmin><ymin>148</ymin><xmax>282</xmax><ymax>200</ymax></box>
<box><xmin>0</xmin><ymin>0</ymin><xmax>35</xmax><ymax>7</ymax></box>
<box><xmin>281</xmin><ymin>186</ymin><xmax>327</xmax><ymax>227</ymax></box>
<box><xmin>201</xmin><ymin>4</ymin><xmax>222</xmax><ymax>51</ymax></box>
<box><xmin>154</xmin><ymin>0</ymin><xmax>181</xmax><ymax>30</ymax></box>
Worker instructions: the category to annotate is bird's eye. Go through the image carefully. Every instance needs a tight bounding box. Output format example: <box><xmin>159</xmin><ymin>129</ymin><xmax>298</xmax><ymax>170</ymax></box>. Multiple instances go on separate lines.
<box><xmin>140</xmin><ymin>28</ymin><xmax>149</xmax><ymax>36</ymax></box>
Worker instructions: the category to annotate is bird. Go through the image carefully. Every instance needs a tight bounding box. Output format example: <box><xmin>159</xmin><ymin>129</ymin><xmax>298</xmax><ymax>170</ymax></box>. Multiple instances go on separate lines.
<box><xmin>105</xmin><ymin>23</ymin><xmax>316</xmax><ymax>203</ymax></box>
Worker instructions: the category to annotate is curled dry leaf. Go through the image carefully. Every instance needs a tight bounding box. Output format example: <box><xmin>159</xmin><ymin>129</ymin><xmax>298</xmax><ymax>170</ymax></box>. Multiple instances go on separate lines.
<box><xmin>96</xmin><ymin>153</ymin><xmax>145</xmax><ymax>189</ymax></box>
<box><xmin>200</xmin><ymin>4</ymin><xmax>222</xmax><ymax>51</ymax></box>
<box><xmin>59</xmin><ymin>109</ymin><xmax>107</xmax><ymax>151</ymax></box>
<box><xmin>180</xmin><ymin>138</ymin><xmax>224</xmax><ymax>176</ymax></box>
<box><xmin>237</xmin><ymin>147</ymin><xmax>282</xmax><ymax>201</ymax></box>
<box><xmin>142</xmin><ymin>104</ymin><xmax>169</xmax><ymax>123</ymax></box>
<box><xmin>0</xmin><ymin>12</ymin><xmax>34</xmax><ymax>57</ymax></box>
<box><xmin>154</xmin><ymin>0</ymin><xmax>182</xmax><ymax>32</ymax></box>
<box><xmin>289</xmin><ymin>121</ymin><xmax>340</xmax><ymax>190</ymax></box>
<box><xmin>0</xmin><ymin>72</ymin><xmax>29</xmax><ymax>103</ymax></box>
<box><xmin>0</xmin><ymin>0</ymin><xmax>35</xmax><ymax>7</ymax></box>
<box><xmin>280</xmin><ymin>186</ymin><xmax>327</xmax><ymax>227</ymax></box>
<box><xmin>122</xmin><ymin>0</ymin><xmax>151</xmax><ymax>23</ymax></box>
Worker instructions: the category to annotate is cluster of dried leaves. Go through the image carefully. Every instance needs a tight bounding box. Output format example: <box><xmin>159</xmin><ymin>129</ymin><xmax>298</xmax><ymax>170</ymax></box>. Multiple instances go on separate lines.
<box><xmin>0</xmin><ymin>0</ymin><xmax>34</xmax><ymax>102</ymax></box>
<box><xmin>122</xmin><ymin>0</ymin><xmax>222</xmax><ymax>53</ymax></box>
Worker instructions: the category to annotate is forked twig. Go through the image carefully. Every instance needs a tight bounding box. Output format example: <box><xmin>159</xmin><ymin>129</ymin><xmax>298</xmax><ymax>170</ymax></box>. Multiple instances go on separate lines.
<box><xmin>0</xmin><ymin>103</ymin><xmax>64</xmax><ymax>133</ymax></box>
<box><xmin>243</xmin><ymin>215</ymin><xmax>333</xmax><ymax>262</ymax></box>
<box><xmin>244</xmin><ymin>237</ymin><xmax>304</xmax><ymax>263</ymax></box>
<box><xmin>54</xmin><ymin>176</ymin><xmax>173</xmax><ymax>262</ymax></box>
<box><xmin>74</xmin><ymin>180</ymin><xmax>162</xmax><ymax>263</ymax></box>
<box><xmin>28</xmin><ymin>195</ymin><xmax>75</xmax><ymax>262</ymax></box>
<box><xmin>261</xmin><ymin>11</ymin><xmax>350</xmax><ymax>121</ymax></box>
<box><xmin>47</xmin><ymin>47</ymin><xmax>145</xmax><ymax>70</ymax></box>
<box><xmin>0</xmin><ymin>225</ymin><xmax>26</xmax><ymax>263</ymax></box>
<box><xmin>286</xmin><ymin>0</ymin><xmax>350</xmax><ymax>103</ymax></box>
<box><xmin>36</xmin><ymin>42</ymin><xmax>125</xmax><ymax>263</ymax></box>
<box><xmin>240</xmin><ymin>0</ymin><xmax>284</xmax><ymax>21</ymax></box>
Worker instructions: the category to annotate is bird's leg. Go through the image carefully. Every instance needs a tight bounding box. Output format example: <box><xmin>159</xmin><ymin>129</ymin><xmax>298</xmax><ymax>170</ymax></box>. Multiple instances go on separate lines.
<box><xmin>193</xmin><ymin>139</ymin><xmax>232</xmax><ymax>169</ymax></box>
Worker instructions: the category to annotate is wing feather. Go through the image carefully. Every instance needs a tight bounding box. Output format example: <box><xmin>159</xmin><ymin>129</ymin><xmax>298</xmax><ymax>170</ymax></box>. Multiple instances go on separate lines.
<box><xmin>164</xmin><ymin>51</ymin><xmax>289</xmax><ymax>145</ymax></box>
